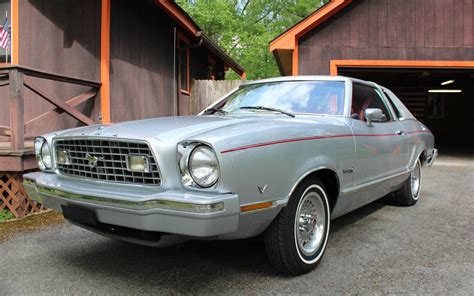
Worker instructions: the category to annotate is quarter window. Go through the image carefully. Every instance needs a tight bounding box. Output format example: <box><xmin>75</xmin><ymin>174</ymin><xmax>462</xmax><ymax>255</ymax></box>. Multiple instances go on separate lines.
<box><xmin>351</xmin><ymin>83</ymin><xmax>391</xmax><ymax>122</ymax></box>
<box><xmin>382</xmin><ymin>89</ymin><xmax>401</xmax><ymax>119</ymax></box>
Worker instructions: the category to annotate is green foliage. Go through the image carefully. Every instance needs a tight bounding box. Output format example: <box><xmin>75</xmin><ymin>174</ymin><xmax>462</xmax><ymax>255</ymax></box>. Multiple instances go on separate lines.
<box><xmin>176</xmin><ymin>0</ymin><xmax>329</xmax><ymax>79</ymax></box>
<box><xmin>0</xmin><ymin>208</ymin><xmax>14</xmax><ymax>222</ymax></box>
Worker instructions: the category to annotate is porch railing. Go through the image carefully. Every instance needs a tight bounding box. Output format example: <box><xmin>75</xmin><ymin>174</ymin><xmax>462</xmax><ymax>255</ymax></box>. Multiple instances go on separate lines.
<box><xmin>0</xmin><ymin>65</ymin><xmax>101</xmax><ymax>152</ymax></box>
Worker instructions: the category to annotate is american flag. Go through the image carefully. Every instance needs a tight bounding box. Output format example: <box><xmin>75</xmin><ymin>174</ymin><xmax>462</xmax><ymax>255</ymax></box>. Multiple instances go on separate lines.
<box><xmin>0</xmin><ymin>17</ymin><xmax>10</xmax><ymax>51</ymax></box>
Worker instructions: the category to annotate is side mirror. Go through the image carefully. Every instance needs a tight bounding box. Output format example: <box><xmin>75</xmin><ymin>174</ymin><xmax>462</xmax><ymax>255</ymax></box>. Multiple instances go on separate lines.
<box><xmin>365</xmin><ymin>108</ymin><xmax>384</xmax><ymax>127</ymax></box>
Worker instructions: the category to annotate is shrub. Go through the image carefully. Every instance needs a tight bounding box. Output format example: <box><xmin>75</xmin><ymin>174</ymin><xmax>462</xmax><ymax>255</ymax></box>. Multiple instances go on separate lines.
<box><xmin>0</xmin><ymin>209</ymin><xmax>14</xmax><ymax>221</ymax></box>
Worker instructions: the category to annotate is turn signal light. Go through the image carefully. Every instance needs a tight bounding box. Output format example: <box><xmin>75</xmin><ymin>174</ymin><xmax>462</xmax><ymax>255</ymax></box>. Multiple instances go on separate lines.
<box><xmin>241</xmin><ymin>201</ymin><xmax>273</xmax><ymax>212</ymax></box>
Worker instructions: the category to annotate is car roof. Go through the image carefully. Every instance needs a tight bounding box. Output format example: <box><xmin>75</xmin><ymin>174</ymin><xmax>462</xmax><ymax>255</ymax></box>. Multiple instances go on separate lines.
<box><xmin>242</xmin><ymin>75</ymin><xmax>379</xmax><ymax>88</ymax></box>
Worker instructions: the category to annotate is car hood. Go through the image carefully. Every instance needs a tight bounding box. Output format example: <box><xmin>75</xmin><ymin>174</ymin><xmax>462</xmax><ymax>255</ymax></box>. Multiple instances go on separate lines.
<box><xmin>55</xmin><ymin>115</ymin><xmax>263</xmax><ymax>142</ymax></box>
<box><xmin>54</xmin><ymin>114</ymin><xmax>346</xmax><ymax>145</ymax></box>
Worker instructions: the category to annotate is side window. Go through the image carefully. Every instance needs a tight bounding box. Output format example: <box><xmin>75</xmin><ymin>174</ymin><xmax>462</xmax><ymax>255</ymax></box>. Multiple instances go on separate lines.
<box><xmin>351</xmin><ymin>83</ymin><xmax>391</xmax><ymax>122</ymax></box>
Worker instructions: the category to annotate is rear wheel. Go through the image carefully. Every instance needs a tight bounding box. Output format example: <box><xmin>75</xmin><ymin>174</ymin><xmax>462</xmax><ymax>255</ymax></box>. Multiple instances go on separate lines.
<box><xmin>264</xmin><ymin>178</ymin><xmax>330</xmax><ymax>275</ymax></box>
<box><xmin>393</xmin><ymin>159</ymin><xmax>422</xmax><ymax>206</ymax></box>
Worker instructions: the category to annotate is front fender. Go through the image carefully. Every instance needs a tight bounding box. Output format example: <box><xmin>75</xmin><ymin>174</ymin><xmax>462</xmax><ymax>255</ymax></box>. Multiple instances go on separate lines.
<box><xmin>220</xmin><ymin>136</ymin><xmax>352</xmax><ymax>207</ymax></box>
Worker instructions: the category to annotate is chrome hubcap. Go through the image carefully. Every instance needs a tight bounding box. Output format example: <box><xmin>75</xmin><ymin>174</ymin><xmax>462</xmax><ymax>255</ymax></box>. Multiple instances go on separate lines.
<box><xmin>295</xmin><ymin>191</ymin><xmax>326</xmax><ymax>256</ymax></box>
<box><xmin>411</xmin><ymin>161</ymin><xmax>421</xmax><ymax>199</ymax></box>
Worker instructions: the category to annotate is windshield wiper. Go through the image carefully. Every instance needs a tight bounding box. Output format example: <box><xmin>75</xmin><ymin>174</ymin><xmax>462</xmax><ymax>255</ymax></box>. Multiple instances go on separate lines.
<box><xmin>239</xmin><ymin>106</ymin><xmax>295</xmax><ymax>118</ymax></box>
<box><xmin>204</xmin><ymin>107</ymin><xmax>228</xmax><ymax>115</ymax></box>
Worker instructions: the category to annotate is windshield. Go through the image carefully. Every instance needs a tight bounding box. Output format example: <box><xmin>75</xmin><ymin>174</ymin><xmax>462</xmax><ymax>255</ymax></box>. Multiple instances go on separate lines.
<box><xmin>218</xmin><ymin>81</ymin><xmax>345</xmax><ymax>115</ymax></box>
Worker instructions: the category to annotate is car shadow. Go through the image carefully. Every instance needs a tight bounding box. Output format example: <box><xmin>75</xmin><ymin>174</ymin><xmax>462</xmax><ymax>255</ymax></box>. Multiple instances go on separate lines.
<box><xmin>55</xmin><ymin>195</ymin><xmax>399</xmax><ymax>289</ymax></box>
<box><xmin>330</xmin><ymin>194</ymin><xmax>397</xmax><ymax>233</ymax></box>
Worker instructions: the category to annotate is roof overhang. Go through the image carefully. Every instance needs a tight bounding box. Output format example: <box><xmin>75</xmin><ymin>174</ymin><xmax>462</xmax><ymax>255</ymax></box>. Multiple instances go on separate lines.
<box><xmin>155</xmin><ymin>0</ymin><xmax>245</xmax><ymax>77</ymax></box>
<box><xmin>197</xmin><ymin>32</ymin><xmax>245</xmax><ymax>76</ymax></box>
<box><xmin>269</xmin><ymin>0</ymin><xmax>352</xmax><ymax>76</ymax></box>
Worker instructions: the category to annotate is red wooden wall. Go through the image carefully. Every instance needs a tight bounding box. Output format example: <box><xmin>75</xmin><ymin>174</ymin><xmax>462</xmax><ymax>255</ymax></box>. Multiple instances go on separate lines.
<box><xmin>298</xmin><ymin>0</ymin><xmax>474</xmax><ymax>75</ymax></box>
<box><xmin>0</xmin><ymin>0</ymin><xmax>103</xmax><ymax>137</ymax></box>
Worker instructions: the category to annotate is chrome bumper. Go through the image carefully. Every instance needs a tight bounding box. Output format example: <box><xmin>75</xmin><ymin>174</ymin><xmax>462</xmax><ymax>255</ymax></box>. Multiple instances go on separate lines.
<box><xmin>23</xmin><ymin>172</ymin><xmax>240</xmax><ymax>237</ymax></box>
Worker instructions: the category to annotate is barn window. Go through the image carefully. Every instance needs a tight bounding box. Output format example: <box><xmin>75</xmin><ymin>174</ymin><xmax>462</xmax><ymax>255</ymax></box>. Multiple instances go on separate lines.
<box><xmin>178</xmin><ymin>33</ymin><xmax>190</xmax><ymax>94</ymax></box>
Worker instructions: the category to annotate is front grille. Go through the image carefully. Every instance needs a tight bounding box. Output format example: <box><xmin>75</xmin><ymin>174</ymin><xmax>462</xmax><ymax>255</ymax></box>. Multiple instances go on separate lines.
<box><xmin>55</xmin><ymin>138</ymin><xmax>161</xmax><ymax>186</ymax></box>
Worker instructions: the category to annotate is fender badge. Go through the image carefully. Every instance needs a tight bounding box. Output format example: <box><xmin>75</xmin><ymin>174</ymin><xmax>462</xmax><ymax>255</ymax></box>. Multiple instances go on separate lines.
<box><xmin>257</xmin><ymin>184</ymin><xmax>267</xmax><ymax>194</ymax></box>
<box><xmin>343</xmin><ymin>168</ymin><xmax>354</xmax><ymax>174</ymax></box>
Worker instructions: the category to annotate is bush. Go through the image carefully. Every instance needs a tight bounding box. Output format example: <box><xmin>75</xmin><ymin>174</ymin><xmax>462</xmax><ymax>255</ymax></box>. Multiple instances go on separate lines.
<box><xmin>0</xmin><ymin>209</ymin><xmax>14</xmax><ymax>221</ymax></box>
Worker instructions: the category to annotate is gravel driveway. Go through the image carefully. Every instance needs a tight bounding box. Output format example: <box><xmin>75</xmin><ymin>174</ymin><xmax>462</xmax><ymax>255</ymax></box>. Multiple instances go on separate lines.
<box><xmin>1</xmin><ymin>153</ymin><xmax>473</xmax><ymax>295</ymax></box>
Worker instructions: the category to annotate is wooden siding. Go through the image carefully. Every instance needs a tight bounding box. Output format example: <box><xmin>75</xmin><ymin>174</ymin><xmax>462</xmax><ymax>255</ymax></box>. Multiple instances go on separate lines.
<box><xmin>110</xmin><ymin>1</ymin><xmax>225</xmax><ymax>121</ymax></box>
<box><xmin>3</xmin><ymin>0</ymin><xmax>102</xmax><ymax>136</ymax></box>
<box><xmin>0</xmin><ymin>0</ymin><xmax>235</xmax><ymax>130</ymax></box>
<box><xmin>110</xmin><ymin>0</ymin><xmax>176</xmax><ymax>122</ymax></box>
<box><xmin>298</xmin><ymin>0</ymin><xmax>474</xmax><ymax>75</ymax></box>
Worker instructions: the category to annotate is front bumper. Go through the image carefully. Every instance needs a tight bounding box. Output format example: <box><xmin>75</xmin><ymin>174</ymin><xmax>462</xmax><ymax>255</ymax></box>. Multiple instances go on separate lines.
<box><xmin>425</xmin><ymin>148</ymin><xmax>438</xmax><ymax>167</ymax></box>
<box><xmin>23</xmin><ymin>172</ymin><xmax>240</xmax><ymax>237</ymax></box>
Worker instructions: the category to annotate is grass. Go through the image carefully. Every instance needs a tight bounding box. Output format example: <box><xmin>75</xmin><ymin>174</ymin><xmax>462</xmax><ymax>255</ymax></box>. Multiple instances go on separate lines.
<box><xmin>0</xmin><ymin>209</ymin><xmax>14</xmax><ymax>222</ymax></box>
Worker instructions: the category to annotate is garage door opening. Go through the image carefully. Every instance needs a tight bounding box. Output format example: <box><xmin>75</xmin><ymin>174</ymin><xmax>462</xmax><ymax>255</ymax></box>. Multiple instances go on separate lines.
<box><xmin>336</xmin><ymin>66</ymin><xmax>474</xmax><ymax>150</ymax></box>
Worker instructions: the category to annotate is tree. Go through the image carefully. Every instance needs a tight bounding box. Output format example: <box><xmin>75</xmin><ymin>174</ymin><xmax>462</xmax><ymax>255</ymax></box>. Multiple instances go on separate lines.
<box><xmin>176</xmin><ymin>0</ymin><xmax>329</xmax><ymax>79</ymax></box>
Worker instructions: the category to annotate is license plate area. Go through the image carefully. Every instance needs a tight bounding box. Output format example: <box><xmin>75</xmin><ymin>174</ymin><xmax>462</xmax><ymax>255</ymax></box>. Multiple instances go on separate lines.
<box><xmin>61</xmin><ymin>205</ymin><xmax>96</xmax><ymax>225</ymax></box>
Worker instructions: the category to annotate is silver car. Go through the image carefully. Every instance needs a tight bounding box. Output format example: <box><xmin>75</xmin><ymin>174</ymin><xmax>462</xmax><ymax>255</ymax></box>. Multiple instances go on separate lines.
<box><xmin>24</xmin><ymin>76</ymin><xmax>437</xmax><ymax>275</ymax></box>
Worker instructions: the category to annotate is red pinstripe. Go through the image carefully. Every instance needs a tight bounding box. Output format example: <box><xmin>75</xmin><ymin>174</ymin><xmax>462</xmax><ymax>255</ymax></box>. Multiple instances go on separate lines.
<box><xmin>220</xmin><ymin>130</ymin><xmax>431</xmax><ymax>154</ymax></box>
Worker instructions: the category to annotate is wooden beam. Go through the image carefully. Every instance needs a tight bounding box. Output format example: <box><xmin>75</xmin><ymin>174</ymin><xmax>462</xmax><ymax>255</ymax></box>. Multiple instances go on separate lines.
<box><xmin>24</xmin><ymin>88</ymin><xmax>97</xmax><ymax>136</ymax></box>
<box><xmin>0</xmin><ymin>156</ymin><xmax>22</xmax><ymax>171</ymax></box>
<box><xmin>155</xmin><ymin>0</ymin><xmax>200</xmax><ymax>35</ymax></box>
<box><xmin>270</xmin><ymin>0</ymin><xmax>352</xmax><ymax>52</ymax></box>
<box><xmin>330</xmin><ymin>60</ymin><xmax>474</xmax><ymax>75</ymax></box>
<box><xmin>23</xmin><ymin>76</ymin><xmax>95</xmax><ymax>126</ymax></box>
<box><xmin>0</xmin><ymin>155</ymin><xmax>37</xmax><ymax>171</ymax></box>
<box><xmin>100</xmin><ymin>0</ymin><xmax>111</xmax><ymax>123</ymax></box>
<box><xmin>22</xmin><ymin>155</ymin><xmax>37</xmax><ymax>170</ymax></box>
<box><xmin>21</xmin><ymin>67</ymin><xmax>102</xmax><ymax>88</ymax></box>
<box><xmin>0</xmin><ymin>65</ymin><xmax>101</xmax><ymax>88</ymax></box>
<box><xmin>0</xmin><ymin>125</ymin><xmax>10</xmax><ymax>136</ymax></box>
<box><xmin>11</xmin><ymin>0</ymin><xmax>19</xmax><ymax>64</ymax></box>
<box><xmin>292</xmin><ymin>42</ymin><xmax>298</xmax><ymax>76</ymax></box>
<box><xmin>9</xmin><ymin>69</ymin><xmax>24</xmax><ymax>150</ymax></box>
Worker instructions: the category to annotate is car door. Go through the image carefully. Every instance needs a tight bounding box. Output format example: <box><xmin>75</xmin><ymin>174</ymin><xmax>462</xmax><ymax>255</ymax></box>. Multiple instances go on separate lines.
<box><xmin>382</xmin><ymin>87</ymin><xmax>418</xmax><ymax>169</ymax></box>
<box><xmin>349</xmin><ymin>83</ymin><xmax>407</xmax><ymax>187</ymax></box>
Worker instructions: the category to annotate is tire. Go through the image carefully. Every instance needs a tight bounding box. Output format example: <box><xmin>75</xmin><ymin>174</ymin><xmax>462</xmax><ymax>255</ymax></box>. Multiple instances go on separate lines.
<box><xmin>393</xmin><ymin>159</ymin><xmax>422</xmax><ymax>206</ymax></box>
<box><xmin>264</xmin><ymin>177</ymin><xmax>331</xmax><ymax>275</ymax></box>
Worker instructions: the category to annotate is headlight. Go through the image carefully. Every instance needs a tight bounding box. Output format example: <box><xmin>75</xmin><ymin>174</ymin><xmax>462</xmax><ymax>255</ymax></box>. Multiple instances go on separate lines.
<box><xmin>188</xmin><ymin>145</ymin><xmax>219</xmax><ymax>188</ymax></box>
<box><xmin>35</xmin><ymin>137</ymin><xmax>52</xmax><ymax>170</ymax></box>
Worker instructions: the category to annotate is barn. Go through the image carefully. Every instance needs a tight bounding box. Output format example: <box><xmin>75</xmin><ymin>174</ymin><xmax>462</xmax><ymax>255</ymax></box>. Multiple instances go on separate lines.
<box><xmin>0</xmin><ymin>0</ymin><xmax>244</xmax><ymax>217</ymax></box>
<box><xmin>270</xmin><ymin>0</ymin><xmax>474</xmax><ymax>149</ymax></box>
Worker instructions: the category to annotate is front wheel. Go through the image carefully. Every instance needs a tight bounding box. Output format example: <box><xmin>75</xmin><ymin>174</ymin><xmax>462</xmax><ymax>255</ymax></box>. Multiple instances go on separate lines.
<box><xmin>393</xmin><ymin>159</ymin><xmax>422</xmax><ymax>206</ymax></box>
<box><xmin>264</xmin><ymin>178</ymin><xmax>330</xmax><ymax>275</ymax></box>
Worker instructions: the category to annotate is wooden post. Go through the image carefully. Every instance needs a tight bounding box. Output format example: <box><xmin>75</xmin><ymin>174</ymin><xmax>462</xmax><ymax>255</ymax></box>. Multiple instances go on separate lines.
<box><xmin>100</xmin><ymin>0</ymin><xmax>111</xmax><ymax>123</ymax></box>
<box><xmin>9</xmin><ymin>69</ymin><xmax>24</xmax><ymax>150</ymax></box>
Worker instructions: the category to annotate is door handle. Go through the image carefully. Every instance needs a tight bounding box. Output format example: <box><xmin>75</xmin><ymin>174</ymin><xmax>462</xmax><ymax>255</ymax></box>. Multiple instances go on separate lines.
<box><xmin>396</xmin><ymin>130</ymin><xmax>406</xmax><ymax>136</ymax></box>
